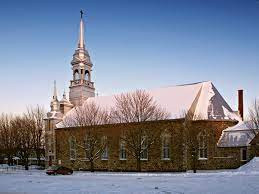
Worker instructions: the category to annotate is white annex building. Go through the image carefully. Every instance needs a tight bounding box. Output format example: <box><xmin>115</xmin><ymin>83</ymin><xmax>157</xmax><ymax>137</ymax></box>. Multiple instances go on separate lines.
<box><xmin>44</xmin><ymin>12</ymin><xmax>243</xmax><ymax>166</ymax></box>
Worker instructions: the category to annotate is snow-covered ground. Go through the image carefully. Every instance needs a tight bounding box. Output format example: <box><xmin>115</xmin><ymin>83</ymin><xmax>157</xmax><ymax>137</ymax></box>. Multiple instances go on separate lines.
<box><xmin>1</xmin><ymin>158</ymin><xmax>259</xmax><ymax>194</ymax></box>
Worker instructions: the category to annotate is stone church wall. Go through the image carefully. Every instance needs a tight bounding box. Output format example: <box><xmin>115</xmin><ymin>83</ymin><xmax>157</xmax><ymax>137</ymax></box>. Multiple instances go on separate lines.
<box><xmin>250</xmin><ymin>133</ymin><xmax>259</xmax><ymax>157</ymax></box>
<box><xmin>55</xmin><ymin>119</ymin><xmax>239</xmax><ymax>172</ymax></box>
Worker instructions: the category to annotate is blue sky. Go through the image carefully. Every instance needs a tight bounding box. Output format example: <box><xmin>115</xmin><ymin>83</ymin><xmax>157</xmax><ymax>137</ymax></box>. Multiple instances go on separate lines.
<box><xmin>0</xmin><ymin>0</ymin><xmax>258</xmax><ymax>117</ymax></box>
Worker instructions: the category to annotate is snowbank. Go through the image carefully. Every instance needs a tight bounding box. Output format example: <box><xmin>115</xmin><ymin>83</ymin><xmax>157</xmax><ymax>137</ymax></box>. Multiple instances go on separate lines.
<box><xmin>238</xmin><ymin>157</ymin><xmax>259</xmax><ymax>172</ymax></box>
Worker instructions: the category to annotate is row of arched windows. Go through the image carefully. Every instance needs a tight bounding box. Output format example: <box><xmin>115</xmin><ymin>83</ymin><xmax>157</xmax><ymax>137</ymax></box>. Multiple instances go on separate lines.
<box><xmin>69</xmin><ymin>131</ymin><xmax>208</xmax><ymax>161</ymax></box>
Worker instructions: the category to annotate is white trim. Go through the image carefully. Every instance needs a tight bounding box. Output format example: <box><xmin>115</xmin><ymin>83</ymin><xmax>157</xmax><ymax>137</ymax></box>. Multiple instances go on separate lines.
<box><xmin>161</xmin><ymin>158</ymin><xmax>171</xmax><ymax>161</ymax></box>
<box><xmin>81</xmin><ymin>158</ymin><xmax>90</xmax><ymax>161</ymax></box>
<box><xmin>213</xmin><ymin>156</ymin><xmax>233</xmax><ymax>159</ymax></box>
<box><xmin>198</xmin><ymin>158</ymin><xmax>208</xmax><ymax>161</ymax></box>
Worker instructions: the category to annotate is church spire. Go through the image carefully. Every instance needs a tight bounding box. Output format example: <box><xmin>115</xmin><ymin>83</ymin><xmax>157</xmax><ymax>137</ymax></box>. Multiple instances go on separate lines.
<box><xmin>69</xmin><ymin>10</ymin><xmax>95</xmax><ymax>106</ymax></box>
<box><xmin>51</xmin><ymin>80</ymin><xmax>59</xmax><ymax>111</ymax></box>
<box><xmin>78</xmin><ymin>10</ymin><xmax>85</xmax><ymax>49</ymax></box>
<box><xmin>53</xmin><ymin>80</ymin><xmax>57</xmax><ymax>100</ymax></box>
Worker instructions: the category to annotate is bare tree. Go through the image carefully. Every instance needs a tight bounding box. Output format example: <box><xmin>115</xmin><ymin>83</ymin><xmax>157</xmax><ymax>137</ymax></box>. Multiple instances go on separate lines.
<box><xmin>182</xmin><ymin>111</ymin><xmax>203</xmax><ymax>173</ymax></box>
<box><xmin>111</xmin><ymin>90</ymin><xmax>169</xmax><ymax>123</ymax></box>
<box><xmin>111</xmin><ymin>90</ymin><xmax>170</xmax><ymax>171</ymax></box>
<box><xmin>246</xmin><ymin>99</ymin><xmax>259</xmax><ymax>158</ymax></box>
<box><xmin>25</xmin><ymin>105</ymin><xmax>45</xmax><ymax>166</ymax></box>
<box><xmin>247</xmin><ymin>99</ymin><xmax>259</xmax><ymax>135</ymax></box>
<box><xmin>63</xmin><ymin>102</ymin><xmax>110</xmax><ymax>172</ymax></box>
<box><xmin>0</xmin><ymin>105</ymin><xmax>45</xmax><ymax>168</ymax></box>
<box><xmin>0</xmin><ymin>114</ymin><xmax>18</xmax><ymax>165</ymax></box>
<box><xmin>12</xmin><ymin>116</ymin><xmax>35</xmax><ymax>170</ymax></box>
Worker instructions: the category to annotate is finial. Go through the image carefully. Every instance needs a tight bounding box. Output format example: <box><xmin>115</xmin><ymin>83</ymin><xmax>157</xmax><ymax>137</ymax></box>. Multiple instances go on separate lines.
<box><xmin>80</xmin><ymin>10</ymin><xmax>83</xmax><ymax>19</ymax></box>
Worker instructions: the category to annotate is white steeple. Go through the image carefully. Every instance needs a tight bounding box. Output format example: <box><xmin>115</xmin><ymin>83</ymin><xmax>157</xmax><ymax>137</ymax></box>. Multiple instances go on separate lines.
<box><xmin>50</xmin><ymin>80</ymin><xmax>59</xmax><ymax>111</ymax></box>
<box><xmin>69</xmin><ymin>10</ymin><xmax>95</xmax><ymax>106</ymax></box>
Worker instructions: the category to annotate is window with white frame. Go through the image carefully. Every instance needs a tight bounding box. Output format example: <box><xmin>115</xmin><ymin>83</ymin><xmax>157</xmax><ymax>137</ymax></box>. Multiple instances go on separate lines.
<box><xmin>69</xmin><ymin>136</ymin><xmax>76</xmax><ymax>160</ymax></box>
<box><xmin>101</xmin><ymin>136</ymin><xmax>108</xmax><ymax>160</ymax></box>
<box><xmin>198</xmin><ymin>131</ymin><xmax>208</xmax><ymax>159</ymax></box>
<box><xmin>140</xmin><ymin>136</ymin><xmax>148</xmax><ymax>160</ymax></box>
<box><xmin>240</xmin><ymin>148</ymin><xmax>247</xmax><ymax>161</ymax></box>
<box><xmin>161</xmin><ymin>133</ymin><xmax>171</xmax><ymax>160</ymax></box>
<box><xmin>120</xmin><ymin>139</ymin><xmax>127</xmax><ymax>160</ymax></box>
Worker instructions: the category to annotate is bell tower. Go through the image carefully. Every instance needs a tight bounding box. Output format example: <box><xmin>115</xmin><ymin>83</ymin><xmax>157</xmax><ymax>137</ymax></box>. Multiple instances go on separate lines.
<box><xmin>69</xmin><ymin>10</ymin><xmax>95</xmax><ymax>106</ymax></box>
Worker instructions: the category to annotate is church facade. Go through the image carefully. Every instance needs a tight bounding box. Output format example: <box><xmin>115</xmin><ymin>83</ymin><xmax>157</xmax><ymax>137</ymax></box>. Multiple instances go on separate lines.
<box><xmin>44</xmin><ymin>12</ymin><xmax>258</xmax><ymax>171</ymax></box>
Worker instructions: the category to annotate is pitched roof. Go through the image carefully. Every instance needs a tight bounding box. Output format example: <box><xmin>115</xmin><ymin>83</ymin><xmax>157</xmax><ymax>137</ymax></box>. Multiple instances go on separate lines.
<box><xmin>57</xmin><ymin>81</ymin><xmax>240</xmax><ymax>128</ymax></box>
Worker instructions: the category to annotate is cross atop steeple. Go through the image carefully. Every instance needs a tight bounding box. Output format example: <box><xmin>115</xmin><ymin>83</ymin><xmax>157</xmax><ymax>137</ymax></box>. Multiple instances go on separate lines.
<box><xmin>80</xmin><ymin>10</ymin><xmax>83</xmax><ymax>19</ymax></box>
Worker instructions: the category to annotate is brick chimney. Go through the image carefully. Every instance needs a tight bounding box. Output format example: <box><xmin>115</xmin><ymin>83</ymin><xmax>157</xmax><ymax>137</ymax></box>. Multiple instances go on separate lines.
<box><xmin>238</xmin><ymin>89</ymin><xmax>244</xmax><ymax>120</ymax></box>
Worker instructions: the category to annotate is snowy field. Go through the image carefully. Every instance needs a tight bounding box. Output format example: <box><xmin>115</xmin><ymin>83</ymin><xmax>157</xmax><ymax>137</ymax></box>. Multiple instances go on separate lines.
<box><xmin>1</xmin><ymin>158</ymin><xmax>259</xmax><ymax>194</ymax></box>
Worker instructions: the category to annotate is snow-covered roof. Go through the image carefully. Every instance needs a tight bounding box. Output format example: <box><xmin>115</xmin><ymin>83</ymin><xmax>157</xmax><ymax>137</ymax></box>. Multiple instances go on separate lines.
<box><xmin>57</xmin><ymin>81</ymin><xmax>240</xmax><ymax>128</ymax></box>
<box><xmin>217</xmin><ymin>121</ymin><xmax>257</xmax><ymax>147</ymax></box>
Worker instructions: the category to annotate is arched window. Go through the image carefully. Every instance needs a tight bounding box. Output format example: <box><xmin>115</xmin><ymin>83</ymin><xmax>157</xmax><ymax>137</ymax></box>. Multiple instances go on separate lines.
<box><xmin>161</xmin><ymin>131</ymin><xmax>171</xmax><ymax>160</ymax></box>
<box><xmin>198</xmin><ymin>131</ymin><xmax>208</xmax><ymax>159</ymax></box>
<box><xmin>101</xmin><ymin>136</ymin><xmax>108</xmax><ymax>160</ymax></box>
<box><xmin>74</xmin><ymin>70</ymin><xmax>80</xmax><ymax>80</ymax></box>
<box><xmin>120</xmin><ymin>138</ymin><xmax>127</xmax><ymax>160</ymax></box>
<box><xmin>85</xmin><ymin>70</ymin><xmax>90</xmax><ymax>81</ymax></box>
<box><xmin>69</xmin><ymin>136</ymin><xmax>77</xmax><ymax>160</ymax></box>
<box><xmin>84</xmin><ymin>135</ymin><xmax>91</xmax><ymax>160</ymax></box>
<box><xmin>140</xmin><ymin>136</ymin><xmax>148</xmax><ymax>160</ymax></box>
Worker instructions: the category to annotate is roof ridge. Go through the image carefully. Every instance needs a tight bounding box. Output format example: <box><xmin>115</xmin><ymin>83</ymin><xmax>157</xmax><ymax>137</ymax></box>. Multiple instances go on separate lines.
<box><xmin>174</xmin><ymin>80</ymin><xmax>211</xmax><ymax>87</ymax></box>
<box><xmin>93</xmin><ymin>81</ymin><xmax>212</xmax><ymax>98</ymax></box>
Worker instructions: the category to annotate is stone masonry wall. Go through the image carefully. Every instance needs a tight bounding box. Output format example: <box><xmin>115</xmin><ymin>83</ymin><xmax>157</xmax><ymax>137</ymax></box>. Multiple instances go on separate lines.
<box><xmin>55</xmin><ymin>119</ymin><xmax>238</xmax><ymax>172</ymax></box>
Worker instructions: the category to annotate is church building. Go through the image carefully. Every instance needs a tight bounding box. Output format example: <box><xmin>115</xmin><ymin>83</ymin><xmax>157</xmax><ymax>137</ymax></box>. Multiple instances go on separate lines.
<box><xmin>44</xmin><ymin>12</ymin><xmax>258</xmax><ymax>171</ymax></box>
